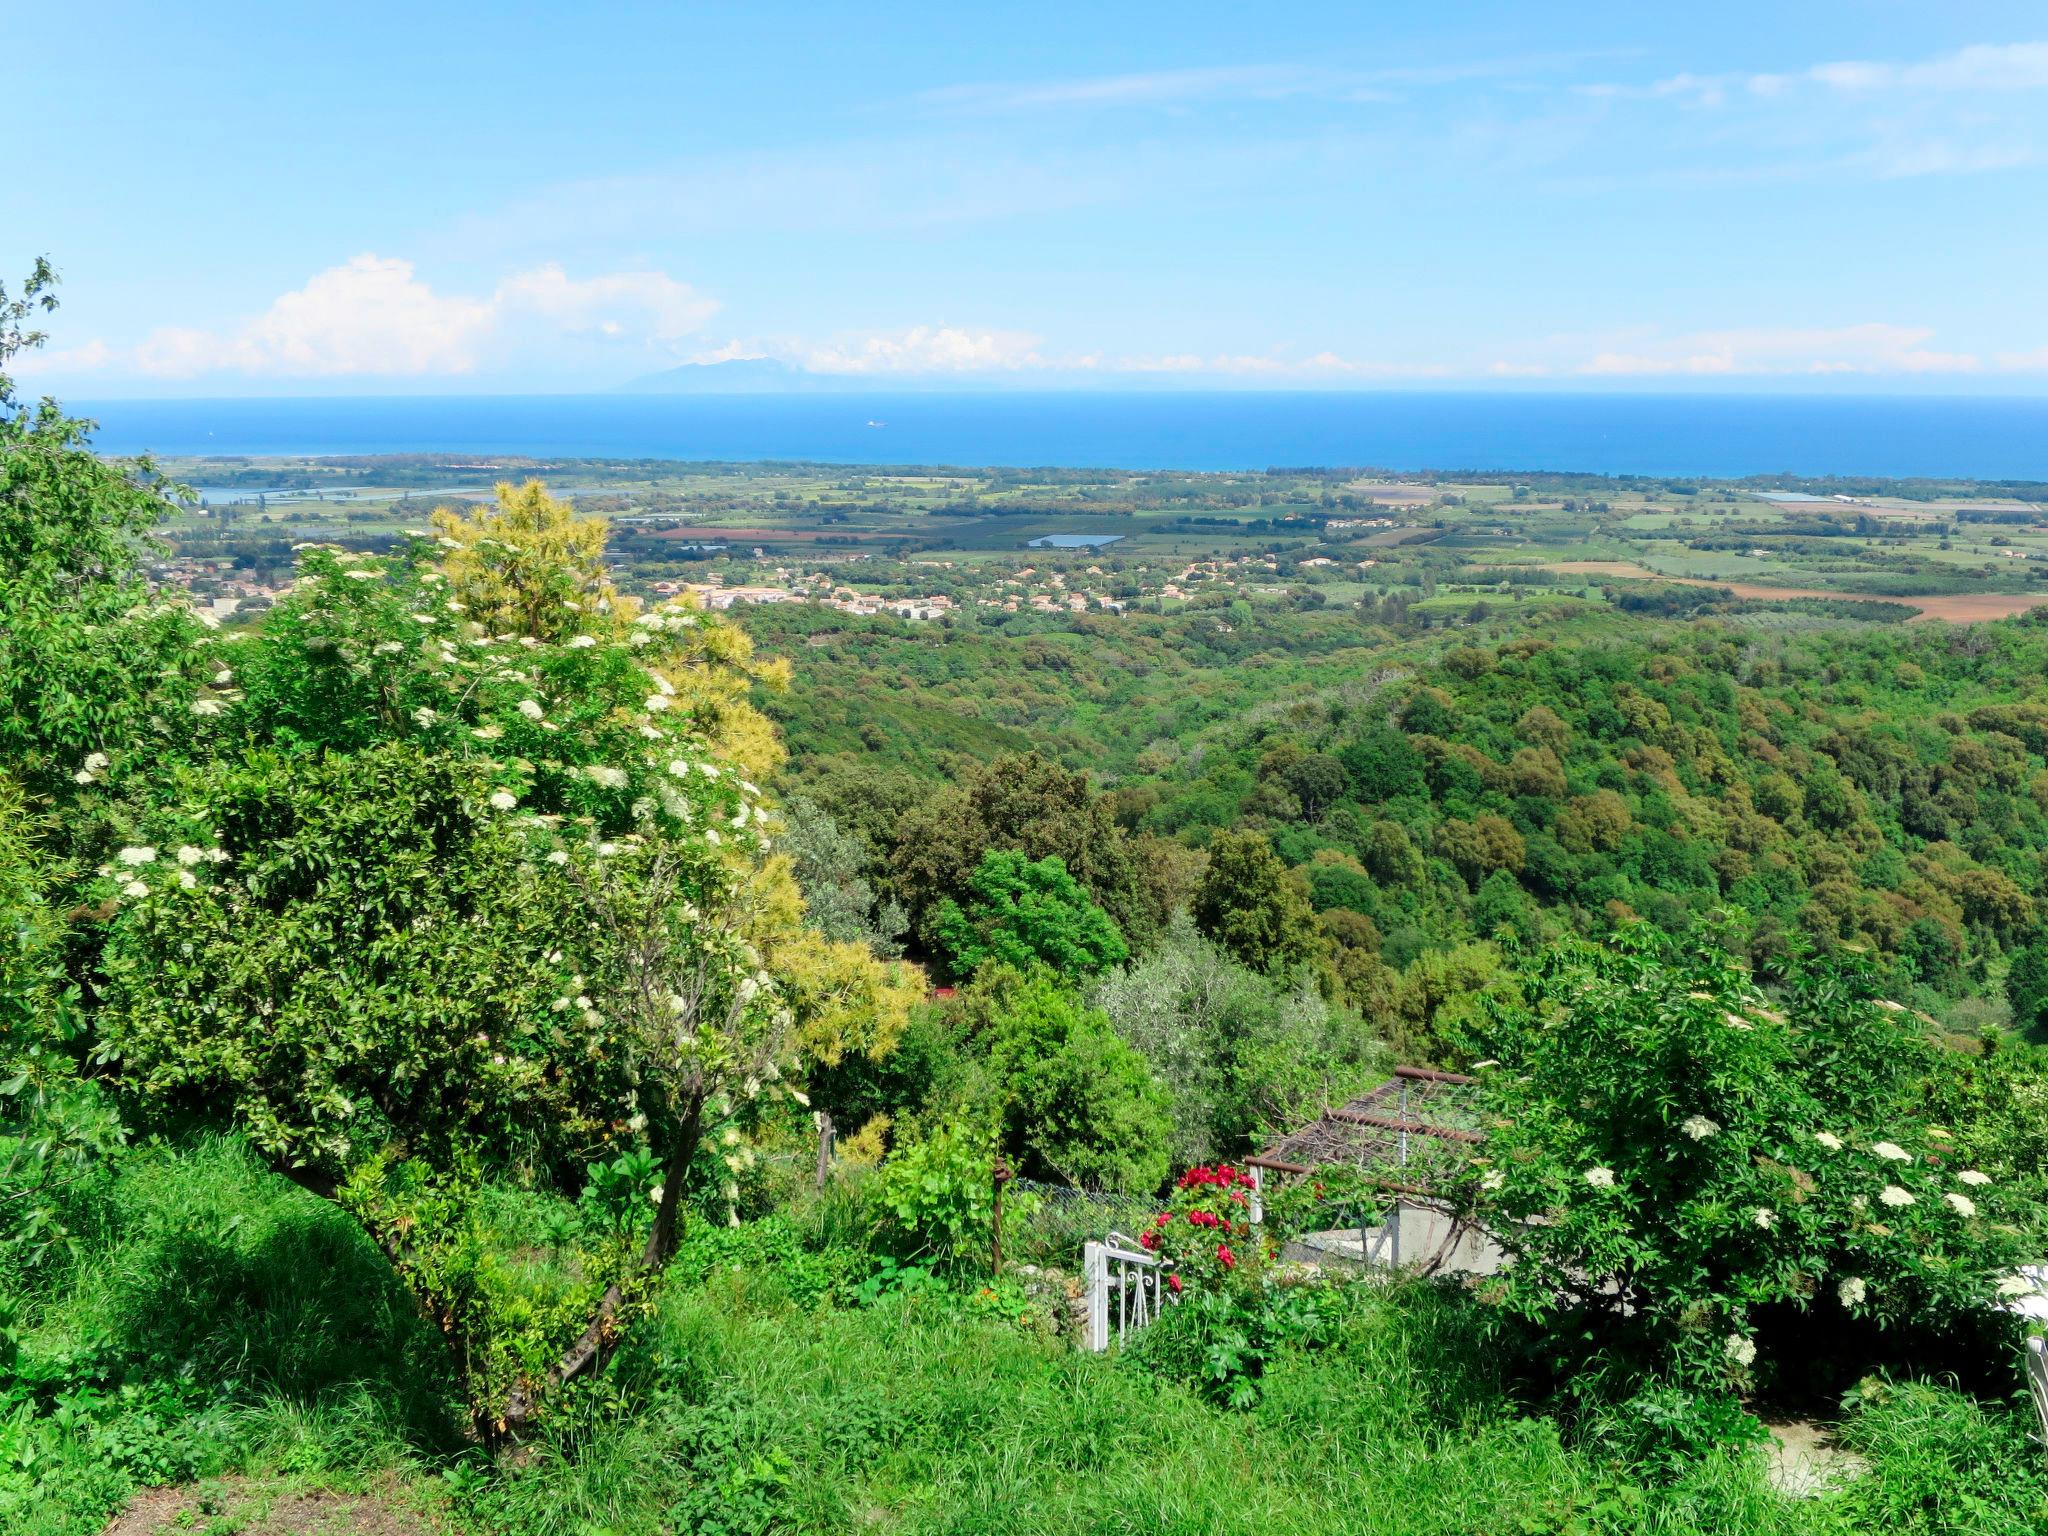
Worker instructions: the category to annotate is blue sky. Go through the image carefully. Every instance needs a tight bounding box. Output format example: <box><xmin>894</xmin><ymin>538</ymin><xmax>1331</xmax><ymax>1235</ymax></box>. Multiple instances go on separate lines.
<box><xmin>12</xmin><ymin>1</ymin><xmax>2048</xmax><ymax>394</ymax></box>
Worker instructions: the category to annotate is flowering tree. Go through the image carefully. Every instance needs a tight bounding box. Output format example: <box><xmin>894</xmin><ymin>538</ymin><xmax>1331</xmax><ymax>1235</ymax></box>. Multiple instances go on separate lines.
<box><xmin>1465</xmin><ymin>927</ymin><xmax>2031</xmax><ymax>1397</ymax></box>
<box><xmin>96</xmin><ymin>516</ymin><xmax>918</xmax><ymax>1434</ymax></box>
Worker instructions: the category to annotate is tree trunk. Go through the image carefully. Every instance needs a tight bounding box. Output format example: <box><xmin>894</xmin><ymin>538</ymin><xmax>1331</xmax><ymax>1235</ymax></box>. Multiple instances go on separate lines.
<box><xmin>496</xmin><ymin>1097</ymin><xmax>703</xmax><ymax>1438</ymax></box>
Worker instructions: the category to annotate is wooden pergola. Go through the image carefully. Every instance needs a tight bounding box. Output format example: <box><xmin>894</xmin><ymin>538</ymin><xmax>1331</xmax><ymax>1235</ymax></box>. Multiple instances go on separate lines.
<box><xmin>1247</xmin><ymin>1065</ymin><xmax>1484</xmax><ymax>1203</ymax></box>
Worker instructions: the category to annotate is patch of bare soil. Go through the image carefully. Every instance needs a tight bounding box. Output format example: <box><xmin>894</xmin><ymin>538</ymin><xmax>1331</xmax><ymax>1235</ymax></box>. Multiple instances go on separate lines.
<box><xmin>1763</xmin><ymin>1420</ymin><xmax>1868</xmax><ymax>1496</ymax></box>
<box><xmin>102</xmin><ymin>1477</ymin><xmax>442</xmax><ymax>1536</ymax></box>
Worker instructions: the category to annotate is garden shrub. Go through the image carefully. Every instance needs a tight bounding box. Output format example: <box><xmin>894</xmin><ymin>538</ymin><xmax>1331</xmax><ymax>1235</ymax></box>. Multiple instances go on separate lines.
<box><xmin>1466</xmin><ymin>924</ymin><xmax>2035</xmax><ymax>1400</ymax></box>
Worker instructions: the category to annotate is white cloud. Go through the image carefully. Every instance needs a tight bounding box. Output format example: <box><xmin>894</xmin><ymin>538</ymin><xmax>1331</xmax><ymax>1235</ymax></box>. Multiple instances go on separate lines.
<box><xmin>782</xmin><ymin>332</ymin><xmax>1448</xmax><ymax>382</ymax></box>
<box><xmin>1576</xmin><ymin>323</ymin><xmax>1982</xmax><ymax>377</ymax></box>
<box><xmin>53</xmin><ymin>254</ymin><xmax>717</xmax><ymax>380</ymax></box>
<box><xmin>1111</xmin><ymin>349</ymin><xmax>1449</xmax><ymax>379</ymax></box>
<box><xmin>802</xmin><ymin>325</ymin><xmax>1048</xmax><ymax>375</ymax></box>
<box><xmin>491</xmin><ymin>263</ymin><xmax>717</xmax><ymax>342</ymax></box>
<box><xmin>132</xmin><ymin>255</ymin><xmax>495</xmax><ymax>378</ymax></box>
<box><xmin>919</xmin><ymin>65</ymin><xmax>1330</xmax><ymax>114</ymax></box>
<box><xmin>1600</xmin><ymin>41</ymin><xmax>2048</xmax><ymax>106</ymax></box>
<box><xmin>10</xmin><ymin>337</ymin><xmax>113</xmax><ymax>376</ymax></box>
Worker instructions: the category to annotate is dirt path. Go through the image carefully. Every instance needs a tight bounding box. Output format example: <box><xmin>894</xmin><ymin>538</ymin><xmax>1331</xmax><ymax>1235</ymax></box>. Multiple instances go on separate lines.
<box><xmin>1525</xmin><ymin>561</ymin><xmax>2048</xmax><ymax>623</ymax></box>
<box><xmin>104</xmin><ymin>1479</ymin><xmax>440</xmax><ymax>1536</ymax></box>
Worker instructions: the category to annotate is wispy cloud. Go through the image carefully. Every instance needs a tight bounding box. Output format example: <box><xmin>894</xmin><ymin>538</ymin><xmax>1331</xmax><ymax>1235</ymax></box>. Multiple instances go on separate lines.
<box><xmin>1588</xmin><ymin>40</ymin><xmax>2048</xmax><ymax>105</ymax></box>
<box><xmin>915</xmin><ymin>52</ymin><xmax>1616</xmax><ymax>115</ymax></box>
<box><xmin>1571</xmin><ymin>324</ymin><xmax>1984</xmax><ymax>378</ymax></box>
<box><xmin>1764</xmin><ymin>40</ymin><xmax>2048</xmax><ymax>96</ymax></box>
<box><xmin>1574</xmin><ymin>40</ymin><xmax>2048</xmax><ymax>184</ymax></box>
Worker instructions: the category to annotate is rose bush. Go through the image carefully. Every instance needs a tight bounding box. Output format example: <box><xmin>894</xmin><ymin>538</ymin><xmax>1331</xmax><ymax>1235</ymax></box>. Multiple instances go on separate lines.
<box><xmin>1140</xmin><ymin>1164</ymin><xmax>1271</xmax><ymax>1295</ymax></box>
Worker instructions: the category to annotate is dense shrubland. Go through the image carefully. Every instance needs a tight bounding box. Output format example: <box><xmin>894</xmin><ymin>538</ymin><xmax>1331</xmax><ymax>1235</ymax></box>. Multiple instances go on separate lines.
<box><xmin>8</xmin><ymin>276</ymin><xmax>2048</xmax><ymax>1533</ymax></box>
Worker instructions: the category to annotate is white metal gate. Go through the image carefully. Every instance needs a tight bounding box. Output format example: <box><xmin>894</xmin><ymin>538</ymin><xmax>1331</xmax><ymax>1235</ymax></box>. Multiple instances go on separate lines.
<box><xmin>1081</xmin><ymin>1233</ymin><xmax>1178</xmax><ymax>1351</ymax></box>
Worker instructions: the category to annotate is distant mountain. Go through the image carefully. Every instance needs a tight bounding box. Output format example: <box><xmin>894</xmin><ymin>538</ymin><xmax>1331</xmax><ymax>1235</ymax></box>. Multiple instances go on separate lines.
<box><xmin>614</xmin><ymin>358</ymin><xmax>865</xmax><ymax>394</ymax></box>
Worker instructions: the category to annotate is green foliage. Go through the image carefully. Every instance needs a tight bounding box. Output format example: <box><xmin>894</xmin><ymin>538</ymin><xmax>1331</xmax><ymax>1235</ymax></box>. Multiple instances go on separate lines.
<box><xmin>928</xmin><ymin>848</ymin><xmax>1128</xmax><ymax>979</ymax></box>
<box><xmin>777</xmin><ymin>794</ymin><xmax>906</xmax><ymax>955</ymax></box>
<box><xmin>874</xmin><ymin>1117</ymin><xmax>997</xmax><ymax>1264</ymax></box>
<box><xmin>1092</xmin><ymin>914</ymin><xmax>1390</xmax><ymax>1164</ymax></box>
<box><xmin>1468</xmin><ymin>927</ymin><xmax>2034</xmax><ymax>1398</ymax></box>
<box><xmin>1192</xmin><ymin>830</ymin><xmax>1324</xmax><ymax>974</ymax></box>
<box><xmin>2005</xmin><ymin>941</ymin><xmax>2048</xmax><ymax>1034</ymax></box>
<box><xmin>1129</xmin><ymin>1279</ymin><xmax>1363</xmax><ymax>1410</ymax></box>
<box><xmin>1832</xmin><ymin>1377</ymin><xmax>2048</xmax><ymax>1535</ymax></box>
<box><xmin>0</xmin><ymin>1137</ymin><xmax>459</xmax><ymax>1532</ymax></box>
<box><xmin>81</xmin><ymin>532</ymin><xmax>822</xmax><ymax>1429</ymax></box>
<box><xmin>969</xmin><ymin>968</ymin><xmax>1171</xmax><ymax>1193</ymax></box>
<box><xmin>8</xmin><ymin>1137</ymin><xmax>2048</xmax><ymax>1533</ymax></box>
<box><xmin>883</xmin><ymin>752</ymin><xmax>1177</xmax><ymax>952</ymax></box>
<box><xmin>98</xmin><ymin>742</ymin><xmax>603</xmax><ymax>1178</ymax></box>
<box><xmin>0</xmin><ymin>265</ymin><xmax>199</xmax><ymax>814</ymax></box>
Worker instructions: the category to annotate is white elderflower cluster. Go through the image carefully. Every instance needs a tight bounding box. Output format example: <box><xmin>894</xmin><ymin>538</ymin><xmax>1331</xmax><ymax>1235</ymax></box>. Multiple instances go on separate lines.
<box><xmin>1680</xmin><ymin>1115</ymin><xmax>1720</xmax><ymax>1141</ymax></box>
<box><xmin>1583</xmin><ymin>1167</ymin><xmax>1615</xmax><ymax>1189</ymax></box>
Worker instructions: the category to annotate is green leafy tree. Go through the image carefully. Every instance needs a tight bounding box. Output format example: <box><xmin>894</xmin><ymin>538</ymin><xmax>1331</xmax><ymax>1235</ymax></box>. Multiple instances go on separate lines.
<box><xmin>1093</xmin><ymin>915</ymin><xmax>1388</xmax><ymax>1164</ymax></box>
<box><xmin>1192</xmin><ymin>831</ymin><xmax>1325</xmax><ymax>975</ymax></box>
<box><xmin>780</xmin><ymin>794</ymin><xmax>907</xmax><ymax>955</ymax></box>
<box><xmin>928</xmin><ymin>849</ymin><xmax>1127</xmax><ymax>979</ymax></box>
<box><xmin>891</xmin><ymin>753</ymin><xmax>1164</xmax><ymax>949</ymax></box>
<box><xmin>965</xmin><ymin>967</ymin><xmax>1170</xmax><ymax>1193</ymax></box>
<box><xmin>2007</xmin><ymin>942</ymin><xmax>2048</xmax><ymax>1035</ymax></box>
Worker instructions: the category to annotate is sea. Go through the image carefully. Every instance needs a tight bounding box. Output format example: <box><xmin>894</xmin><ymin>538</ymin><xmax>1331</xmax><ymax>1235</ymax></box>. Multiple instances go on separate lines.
<box><xmin>68</xmin><ymin>391</ymin><xmax>2048</xmax><ymax>480</ymax></box>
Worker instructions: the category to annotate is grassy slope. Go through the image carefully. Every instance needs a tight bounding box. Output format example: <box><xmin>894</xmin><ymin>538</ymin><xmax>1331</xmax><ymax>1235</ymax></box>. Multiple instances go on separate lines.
<box><xmin>8</xmin><ymin>1141</ymin><xmax>2048</xmax><ymax>1535</ymax></box>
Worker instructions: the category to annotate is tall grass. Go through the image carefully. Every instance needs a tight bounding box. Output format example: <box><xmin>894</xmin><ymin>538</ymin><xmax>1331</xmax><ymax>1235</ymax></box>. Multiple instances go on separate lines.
<box><xmin>10</xmin><ymin>1140</ymin><xmax>2048</xmax><ymax>1536</ymax></box>
<box><xmin>2</xmin><ymin>1137</ymin><xmax>464</xmax><ymax>1533</ymax></box>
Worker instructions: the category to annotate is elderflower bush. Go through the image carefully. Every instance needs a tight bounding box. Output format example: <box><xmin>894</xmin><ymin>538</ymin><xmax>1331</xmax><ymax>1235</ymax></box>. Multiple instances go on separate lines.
<box><xmin>99</xmin><ymin>541</ymin><xmax>783</xmax><ymax>1166</ymax></box>
<box><xmin>94</xmin><ymin>538</ymin><xmax>816</xmax><ymax>1422</ymax></box>
<box><xmin>1465</xmin><ymin>926</ymin><xmax>2033</xmax><ymax>1396</ymax></box>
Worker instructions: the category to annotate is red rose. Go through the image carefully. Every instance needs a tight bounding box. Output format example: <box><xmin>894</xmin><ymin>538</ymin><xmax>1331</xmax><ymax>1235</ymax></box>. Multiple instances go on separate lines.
<box><xmin>1217</xmin><ymin>1244</ymin><xmax>1236</xmax><ymax>1270</ymax></box>
<box><xmin>1167</xmin><ymin>1273</ymin><xmax>1183</xmax><ymax>1294</ymax></box>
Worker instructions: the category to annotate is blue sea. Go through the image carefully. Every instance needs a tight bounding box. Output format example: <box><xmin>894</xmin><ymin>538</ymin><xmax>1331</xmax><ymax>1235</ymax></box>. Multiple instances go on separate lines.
<box><xmin>70</xmin><ymin>391</ymin><xmax>2048</xmax><ymax>479</ymax></box>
